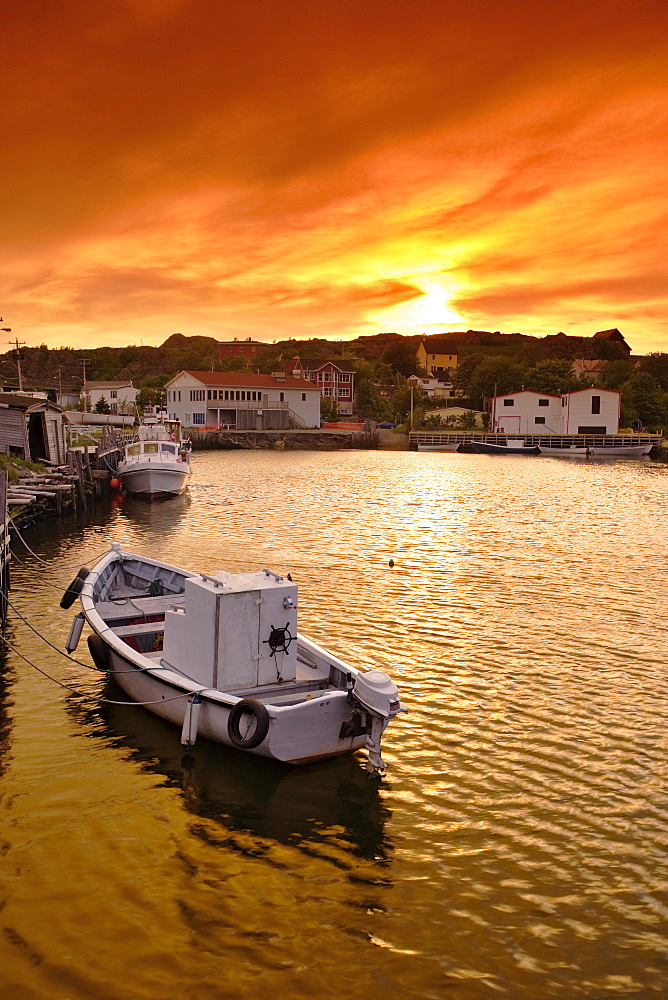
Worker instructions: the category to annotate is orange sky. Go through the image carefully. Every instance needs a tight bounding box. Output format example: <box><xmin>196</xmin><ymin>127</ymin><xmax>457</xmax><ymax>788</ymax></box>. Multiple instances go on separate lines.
<box><xmin>2</xmin><ymin>0</ymin><xmax>667</xmax><ymax>352</ymax></box>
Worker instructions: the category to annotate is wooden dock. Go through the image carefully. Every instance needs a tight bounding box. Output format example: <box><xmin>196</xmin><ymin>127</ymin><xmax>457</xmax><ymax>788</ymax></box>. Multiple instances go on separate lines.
<box><xmin>410</xmin><ymin>431</ymin><xmax>662</xmax><ymax>452</ymax></box>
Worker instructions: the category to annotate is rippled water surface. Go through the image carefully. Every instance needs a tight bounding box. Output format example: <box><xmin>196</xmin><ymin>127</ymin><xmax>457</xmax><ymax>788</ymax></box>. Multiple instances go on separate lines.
<box><xmin>2</xmin><ymin>450</ymin><xmax>667</xmax><ymax>999</ymax></box>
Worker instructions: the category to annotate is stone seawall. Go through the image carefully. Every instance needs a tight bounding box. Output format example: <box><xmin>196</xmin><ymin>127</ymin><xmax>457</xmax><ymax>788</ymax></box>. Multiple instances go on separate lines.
<box><xmin>189</xmin><ymin>429</ymin><xmax>378</xmax><ymax>450</ymax></box>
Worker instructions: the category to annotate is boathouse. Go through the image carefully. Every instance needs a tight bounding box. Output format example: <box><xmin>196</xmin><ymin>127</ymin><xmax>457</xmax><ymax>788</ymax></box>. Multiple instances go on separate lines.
<box><xmin>492</xmin><ymin>387</ymin><xmax>620</xmax><ymax>435</ymax></box>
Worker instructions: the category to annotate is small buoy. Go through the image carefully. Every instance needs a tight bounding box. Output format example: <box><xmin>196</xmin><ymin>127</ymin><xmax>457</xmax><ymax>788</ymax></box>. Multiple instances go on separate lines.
<box><xmin>110</xmin><ymin>477</ymin><xmax>121</xmax><ymax>489</ymax></box>
<box><xmin>389</xmin><ymin>559</ymin><xmax>394</xmax><ymax>568</ymax></box>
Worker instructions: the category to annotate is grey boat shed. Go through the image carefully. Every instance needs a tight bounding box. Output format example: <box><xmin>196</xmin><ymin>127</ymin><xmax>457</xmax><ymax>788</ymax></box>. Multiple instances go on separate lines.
<box><xmin>0</xmin><ymin>392</ymin><xmax>68</xmax><ymax>465</ymax></box>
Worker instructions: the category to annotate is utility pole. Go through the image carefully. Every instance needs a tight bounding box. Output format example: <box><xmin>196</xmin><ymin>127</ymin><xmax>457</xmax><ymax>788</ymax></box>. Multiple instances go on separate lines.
<box><xmin>5</xmin><ymin>336</ymin><xmax>25</xmax><ymax>391</ymax></box>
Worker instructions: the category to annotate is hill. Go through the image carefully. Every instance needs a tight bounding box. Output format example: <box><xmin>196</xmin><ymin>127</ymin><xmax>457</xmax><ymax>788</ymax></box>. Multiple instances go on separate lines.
<box><xmin>0</xmin><ymin>328</ymin><xmax>635</xmax><ymax>394</ymax></box>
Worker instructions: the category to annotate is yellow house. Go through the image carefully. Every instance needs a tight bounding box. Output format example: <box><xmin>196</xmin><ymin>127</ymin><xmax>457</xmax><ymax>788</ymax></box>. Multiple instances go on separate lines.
<box><xmin>418</xmin><ymin>337</ymin><xmax>458</xmax><ymax>375</ymax></box>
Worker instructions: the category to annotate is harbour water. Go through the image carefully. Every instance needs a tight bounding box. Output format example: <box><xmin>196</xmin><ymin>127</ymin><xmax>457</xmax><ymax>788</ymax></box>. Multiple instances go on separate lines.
<box><xmin>1</xmin><ymin>449</ymin><xmax>667</xmax><ymax>999</ymax></box>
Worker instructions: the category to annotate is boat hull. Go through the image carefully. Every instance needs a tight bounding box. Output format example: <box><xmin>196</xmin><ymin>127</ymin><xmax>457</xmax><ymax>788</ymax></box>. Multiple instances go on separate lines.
<box><xmin>588</xmin><ymin>446</ymin><xmax>652</xmax><ymax>458</ymax></box>
<box><xmin>417</xmin><ymin>443</ymin><xmax>461</xmax><ymax>452</ymax></box>
<box><xmin>539</xmin><ymin>446</ymin><xmax>590</xmax><ymax>457</ymax></box>
<box><xmin>471</xmin><ymin>441</ymin><xmax>540</xmax><ymax>455</ymax></box>
<box><xmin>105</xmin><ymin>644</ymin><xmax>367</xmax><ymax>764</ymax></box>
<box><xmin>117</xmin><ymin>463</ymin><xmax>190</xmax><ymax>497</ymax></box>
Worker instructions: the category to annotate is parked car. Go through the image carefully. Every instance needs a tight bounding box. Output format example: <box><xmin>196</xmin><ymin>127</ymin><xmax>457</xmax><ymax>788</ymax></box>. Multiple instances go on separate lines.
<box><xmin>378</xmin><ymin>421</ymin><xmax>396</xmax><ymax>429</ymax></box>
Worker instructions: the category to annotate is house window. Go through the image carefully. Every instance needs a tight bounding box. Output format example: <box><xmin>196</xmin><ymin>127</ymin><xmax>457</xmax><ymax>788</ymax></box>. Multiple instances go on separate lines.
<box><xmin>561</xmin><ymin>396</ymin><xmax>566</xmax><ymax>406</ymax></box>
<box><xmin>338</xmin><ymin>388</ymin><xmax>350</xmax><ymax>398</ymax></box>
<box><xmin>193</xmin><ymin>412</ymin><xmax>205</xmax><ymax>425</ymax></box>
<box><xmin>535</xmin><ymin>416</ymin><xmax>546</xmax><ymax>424</ymax></box>
<box><xmin>538</xmin><ymin>399</ymin><xmax>549</xmax><ymax>406</ymax></box>
<box><xmin>339</xmin><ymin>373</ymin><xmax>350</xmax><ymax>382</ymax></box>
<box><xmin>110</xmin><ymin>390</ymin><xmax>117</xmax><ymax>399</ymax></box>
<box><xmin>302</xmin><ymin>393</ymin><xmax>306</xmax><ymax>401</ymax></box>
<box><xmin>279</xmin><ymin>392</ymin><xmax>285</xmax><ymax>401</ymax></box>
<box><xmin>185</xmin><ymin>413</ymin><xmax>191</xmax><ymax>424</ymax></box>
<box><xmin>503</xmin><ymin>399</ymin><xmax>514</xmax><ymax>406</ymax></box>
<box><xmin>591</xmin><ymin>396</ymin><xmax>601</xmax><ymax>414</ymax></box>
<box><xmin>578</xmin><ymin>425</ymin><xmax>606</xmax><ymax>434</ymax></box>
<box><xmin>323</xmin><ymin>387</ymin><xmax>333</xmax><ymax>396</ymax></box>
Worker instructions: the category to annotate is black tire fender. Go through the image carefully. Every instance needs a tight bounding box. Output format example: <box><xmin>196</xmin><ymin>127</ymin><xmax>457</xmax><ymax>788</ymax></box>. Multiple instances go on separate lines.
<box><xmin>87</xmin><ymin>633</ymin><xmax>111</xmax><ymax>673</ymax></box>
<box><xmin>227</xmin><ymin>698</ymin><xmax>270</xmax><ymax>749</ymax></box>
<box><xmin>60</xmin><ymin>568</ymin><xmax>90</xmax><ymax>610</ymax></box>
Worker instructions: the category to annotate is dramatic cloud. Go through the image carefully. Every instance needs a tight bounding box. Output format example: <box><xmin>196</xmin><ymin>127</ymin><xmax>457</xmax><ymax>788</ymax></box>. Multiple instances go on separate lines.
<box><xmin>1</xmin><ymin>0</ymin><xmax>667</xmax><ymax>350</ymax></box>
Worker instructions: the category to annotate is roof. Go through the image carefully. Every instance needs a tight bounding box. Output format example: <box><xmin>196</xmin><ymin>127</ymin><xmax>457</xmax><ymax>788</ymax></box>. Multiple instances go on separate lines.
<box><xmin>86</xmin><ymin>381</ymin><xmax>135</xmax><ymax>390</ymax></box>
<box><xmin>420</xmin><ymin>336</ymin><xmax>459</xmax><ymax>353</ymax></box>
<box><xmin>0</xmin><ymin>392</ymin><xmax>38</xmax><ymax>410</ymax></box>
<box><xmin>174</xmin><ymin>370</ymin><xmax>320</xmax><ymax>391</ymax></box>
<box><xmin>217</xmin><ymin>338</ymin><xmax>264</xmax><ymax>346</ymax></box>
<box><xmin>283</xmin><ymin>357</ymin><xmax>356</xmax><ymax>373</ymax></box>
<box><xmin>568</xmin><ymin>386</ymin><xmax>620</xmax><ymax>397</ymax></box>
<box><xmin>593</xmin><ymin>328</ymin><xmax>624</xmax><ymax>339</ymax></box>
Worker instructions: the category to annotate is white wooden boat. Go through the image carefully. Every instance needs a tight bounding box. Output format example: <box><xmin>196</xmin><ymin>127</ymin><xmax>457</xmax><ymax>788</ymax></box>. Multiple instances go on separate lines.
<box><xmin>62</xmin><ymin>544</ymin><xmax>406</xmax><ymax>772</ymax></box>
<box><xmin>538</xmin><ymin>445</ymin><xmax>591</xmax><ymax>457</ymax></box>
<box><xmin>417</xmin><ymin>442</ymin><xmax>462</xmax><ymax>452</ymax></box>
<box><xmin>471</xmin><ymin>440</ymin><xmax>540</xmax><ymax>455</ymax></box>
<box><xmin>116</xmin><ymin>422</ymin><xmax>191</xmax><ymax>499</ymax></box>
<box><xmin>587</xmin><ymin>445</ymin><xmax>652</xmax><ymax>458</ymax></box>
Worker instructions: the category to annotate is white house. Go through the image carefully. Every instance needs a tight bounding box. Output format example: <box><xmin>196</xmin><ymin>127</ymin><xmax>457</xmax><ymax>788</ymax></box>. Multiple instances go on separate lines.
<box><xmin>492</xmin><ymin>388</ymin><xmax>620</xmax><ymax>435</ymax></box>
<box><xmin>85</xmin><ymin>380</ymin><xmax>138</xmax><ymax>414</ymax></box>
<box><xmin>408</xmin><ymin>373</ymin><xmax>457</xmax><ymax>399</ymax></box>
<box><xmin>165</xmin><ymin>370</ymin><xmax>321</xmax><ymax>430</ymax></box>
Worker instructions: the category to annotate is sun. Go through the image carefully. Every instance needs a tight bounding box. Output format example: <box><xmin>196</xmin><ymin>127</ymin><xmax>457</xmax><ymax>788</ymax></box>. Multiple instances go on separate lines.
<box><xmin>369</xmin><ymin>279</ymin><xmax>467</xmax><ymax>333</ymax></box>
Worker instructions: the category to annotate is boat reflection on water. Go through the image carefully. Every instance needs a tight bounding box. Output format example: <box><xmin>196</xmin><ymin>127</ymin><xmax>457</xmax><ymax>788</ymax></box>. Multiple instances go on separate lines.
<box><xmin>73</xmin><ymin>680</ymin><xmax>393</xmax><ymax>863</ymax></box>
<box><xmin>112</xmin><ymin>490</ymin><xmax>191</xmax><ymax>538</ymax></box>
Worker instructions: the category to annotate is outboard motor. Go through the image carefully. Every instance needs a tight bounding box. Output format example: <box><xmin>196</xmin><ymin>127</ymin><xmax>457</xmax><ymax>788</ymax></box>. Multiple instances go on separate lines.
<box><xmin>351</xmin><ymin>670</ymin><xmax>407</xmax><ymax>773</ymax></box>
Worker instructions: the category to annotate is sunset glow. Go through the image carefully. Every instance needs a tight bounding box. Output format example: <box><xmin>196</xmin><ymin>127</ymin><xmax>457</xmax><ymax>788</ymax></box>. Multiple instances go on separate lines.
<box><xmin>1</xmin><ymin>0</ymin><xmax>667</xmax><ymax>351</ymax></box>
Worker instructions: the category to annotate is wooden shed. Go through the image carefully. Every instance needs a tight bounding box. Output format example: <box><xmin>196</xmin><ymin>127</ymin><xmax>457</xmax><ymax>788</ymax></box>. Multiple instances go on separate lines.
<box><xmin>26</xmin><ymin>398</ymin><xmax>68</xmax><ymax>464</ymax></box>
<box><xmin>0</xmin><ymin>394</ymin><xmax>32</xmax><ymax>458</ymax></box>
<box><xmin>0</xmin><ymin>393</ymin><xmax>68</xmax><ymax>464</ymax></box>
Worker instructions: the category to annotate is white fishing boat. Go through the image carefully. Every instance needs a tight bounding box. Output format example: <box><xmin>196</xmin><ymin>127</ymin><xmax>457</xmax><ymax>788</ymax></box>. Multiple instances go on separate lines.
<box><xmin>116</xmin><ymin>422</ymin><xmax>191</xmax><ymax>499</ymax></box>
<box><xmin>61</xmin><ymin>544</ymin><xmax>406</xmax><ymax>772</ymax></box>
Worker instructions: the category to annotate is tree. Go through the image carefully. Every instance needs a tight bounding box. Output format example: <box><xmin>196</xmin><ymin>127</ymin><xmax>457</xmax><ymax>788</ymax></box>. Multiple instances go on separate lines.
<box><xmin>452</xmin><ymin>355</ymin><xmax>481</xmax><ymax>398</ymax></box>
<box><xmin>622</xmin><ymin>371</ymin><xmax>665</xmax><ymax>430</ymax></box>
<box><xmin>319</xmin><ymin>395</ymin><xmax>338</xmax><ymax>422</ymax></box>
<box><xmin>468</xmin><ymin>358</ymin><xmax>528</xmax><ymax>407</ymax></box>
<box><xmin>94</xmin><ymin>396</ymin><xmax>111</xmax><ymax>413</ymax></box>
<box><xmin>638</xmin><ymin>353</ymin><xmax>668</xmax><ymax>391</ymax></box>
<box><xmin>525</xmin><ymin>359</ymin><xmax>580</xmax><ymax>395</ymax></box>
<box><xmin>381</xmin><ymin>340</ymin><xmax>420</xmax><ymax>377</ymax></box>
<box><xmin>351</xmin><ymin>360</ymin><xmax>392</xmax><ymax>421</ymax></box>
<box><xmin>598</xmin><ymin>359</ymin><xmax>634</xmax><ymax>391</ymax></box>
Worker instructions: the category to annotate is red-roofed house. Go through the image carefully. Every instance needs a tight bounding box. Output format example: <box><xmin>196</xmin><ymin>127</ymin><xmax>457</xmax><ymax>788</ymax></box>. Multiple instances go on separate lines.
<box><xmin>165</xmin><ymin>370</ymin><xmax>321</xmax><ymax>429</ymax></box>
